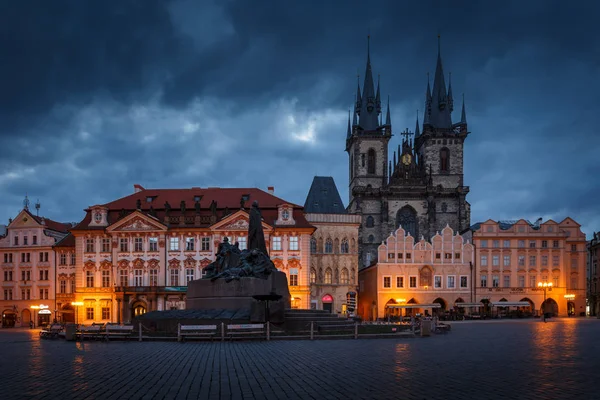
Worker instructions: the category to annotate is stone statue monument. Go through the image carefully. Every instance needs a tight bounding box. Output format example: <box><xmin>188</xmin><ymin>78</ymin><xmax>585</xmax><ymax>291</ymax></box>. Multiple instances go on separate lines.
<box><xmin>203</xmin><ymin>201</ymin><xmax>277</xmax><ymax>282</ymax></box>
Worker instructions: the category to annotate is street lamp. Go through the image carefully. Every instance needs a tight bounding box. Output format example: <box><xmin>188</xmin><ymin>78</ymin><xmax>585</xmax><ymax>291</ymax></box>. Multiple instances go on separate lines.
<box><xmin>537</xmin><ymin>282</ymin><xmax>553</xmax><ymax>322</ymax></box>
<box><xmin>71</xmin><ymin>301</ymin><xmax>83</xmax><ymax>325</ymax></box>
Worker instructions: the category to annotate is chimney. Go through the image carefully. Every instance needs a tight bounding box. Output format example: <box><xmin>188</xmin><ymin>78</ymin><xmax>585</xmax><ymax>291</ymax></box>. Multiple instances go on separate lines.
<box><xmin>134</xmin><ymin>184</ymin><xmax>145</xmax><ymax>193</ymax></box>
<box><xmin>267</xmin><ymin>186</ymin><xmax>275</xmax><ymax>195</ymax></box>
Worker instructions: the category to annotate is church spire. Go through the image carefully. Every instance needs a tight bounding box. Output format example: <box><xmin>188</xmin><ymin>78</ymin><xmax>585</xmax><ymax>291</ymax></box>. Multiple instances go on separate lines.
<box><xmin>424</xmin><ymin>73</ymin><xmax>431</xmax><ymax>125</ymax></box>
<box><xmin>428</xmin><ymin>35</ymin><xmax>453</xmax><ymax>129</ymax></box>
<box><xmin>415</xmin><ymin>110</ymin><xmax>420</xmax><ymax>137</ymax></box>
<box><xmin>346</xmin><ymin>109</ymin><xmax>352</xmax><ymax>140</ymax></box>
<box><xmin>358</xmin><ymin>35</ymin><xmax>380</xmax><ymax>131</ymax></box>
<box><xmin>460</xmin><ymin>93</ymin><xmax>467</xmax><ymax>124</ymax></box>
<box><xmin>385</xmin><ymin>95</ymin><xmax>391</xmax><ymax>126</ymax></box>
<box><xmin>355</xmin><ymin>74</ymin><xmax>361</xmax><ymax>114</ymax></box>
<box><xmin>376</xmin><ymin>74</ymin><xmax>381</xmax><ymax>114</ymax></box>
<box><xmin>447</xmin><ymin>72</ymin><xmax>454</xmax><ymax>113</ymax></box>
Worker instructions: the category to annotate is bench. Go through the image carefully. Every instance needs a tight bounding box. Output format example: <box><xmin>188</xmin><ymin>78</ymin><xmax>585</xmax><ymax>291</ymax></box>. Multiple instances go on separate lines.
<box><xmin>105</xmin><ymin>325</ymin><xmax>134</xmax><ymax>341</ymax></box>
<box><xmin>178</xmin><ymin>324</ymin><xmax>218</xmax><ymax>342</ymax></box>
<box><xmin>226</xmin><ymin>324</ymin><xmax>265</xmax><ymax>340</ymax></box>
<box><xmin>79</xmin><ymin>325</ymin><xmax>104</xmax><ymax>340</ymax></box>
<box><xmin>434</xmin><ymin>323</ymin><xmax>451</xmax><ymax>334</ymax></box>
<box><xmin>40</xmin><ymin>324</ymin><xmax>63</xmax><ymax>339</ymax></box>
<box><xmin>317</xmin><ymin>322</ymin><xmax>355</xmax><ymax>333</ymax></box>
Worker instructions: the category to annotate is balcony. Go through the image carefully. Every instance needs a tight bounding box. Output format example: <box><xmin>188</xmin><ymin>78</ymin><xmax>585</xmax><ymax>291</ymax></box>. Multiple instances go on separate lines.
<box><xmin>114</xmin><ymin>286</ymin><xmax>188</xmax><ymax>294</ymax></box>
<box><xmin>478</xmin><ymin>287</ymin><xmax>557</xmax><ymax>295</ymax></box>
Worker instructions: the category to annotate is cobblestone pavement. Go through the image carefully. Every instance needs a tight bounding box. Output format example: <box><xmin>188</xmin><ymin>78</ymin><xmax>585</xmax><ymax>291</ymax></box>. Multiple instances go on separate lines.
<box><xmin>1</xmin><ymin>318</ymin><xmax>600</xmax><ymax>400</ymax></box>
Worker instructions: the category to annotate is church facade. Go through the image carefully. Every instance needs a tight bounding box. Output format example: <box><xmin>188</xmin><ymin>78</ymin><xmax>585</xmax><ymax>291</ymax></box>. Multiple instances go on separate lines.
<box><xmin>346</xmin><ymin>38</ymin><xmax>471</xmax><ymax>267</ymax></box>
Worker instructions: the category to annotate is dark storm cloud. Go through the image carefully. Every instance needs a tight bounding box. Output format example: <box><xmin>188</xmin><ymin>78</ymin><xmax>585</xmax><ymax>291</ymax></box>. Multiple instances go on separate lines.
<box><xmin>1</xmin><ymin>0</ymin><xmax>599</xmax><ymax>235</ymax></box>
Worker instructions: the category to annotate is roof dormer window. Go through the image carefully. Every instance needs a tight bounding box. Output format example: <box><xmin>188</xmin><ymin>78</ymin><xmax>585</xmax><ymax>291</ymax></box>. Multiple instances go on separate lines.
<box><xmin>194</xmin><ymin>195</ymin><xmax>203</xmax><ymax>202</ymax></box>
<box><xmin>146</xmin><ymin>196</ymin><xmax>154</xmax><ymax>203</ymax></box>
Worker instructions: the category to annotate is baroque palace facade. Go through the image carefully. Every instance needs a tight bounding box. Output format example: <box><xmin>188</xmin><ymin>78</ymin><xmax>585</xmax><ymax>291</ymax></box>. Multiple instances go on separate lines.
<box><xmin>0</xmin><ymin>204</ymin><xmax>71</xmax><ymax>327</ymax></box>
<box><xmin>65</xmin><ymin>185</ymin><xmax>315</xmax><ymax>324</ymax></box>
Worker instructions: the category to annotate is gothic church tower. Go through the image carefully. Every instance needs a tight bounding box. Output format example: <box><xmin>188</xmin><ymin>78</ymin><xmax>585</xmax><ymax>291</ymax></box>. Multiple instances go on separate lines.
<box><xmin>346</xmin><ymin>37</ymin><xmax>471</xmax><ymax>267</ymax></box>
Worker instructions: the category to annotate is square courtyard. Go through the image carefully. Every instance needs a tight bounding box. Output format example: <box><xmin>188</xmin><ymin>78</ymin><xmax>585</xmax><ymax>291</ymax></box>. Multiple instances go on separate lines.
<box><xmin>1</xmin><ymin>318</ymin><xmax>599</xmax><ymax>400</ymax></box>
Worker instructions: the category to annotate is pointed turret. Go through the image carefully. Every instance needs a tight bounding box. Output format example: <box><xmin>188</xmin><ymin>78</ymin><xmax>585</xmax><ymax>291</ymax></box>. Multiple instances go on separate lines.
<box><xmin>355</xmin><ymin>75</ymin><xmax>361</xmax><ymax>114</ymax></box>
<box><xmin>460</xmin><ymin>94</ymin><xmax>467</xmax><ymax>124</ymax></box>
<box><xmin>346</xmin><ymin>109</ymin><xmax>352</xmax><ymax>140</ymax></box>
<box><xmin>388</xmin><ymin>161</ymin><xmax>392</xmax><ymax>181</ymax></box>
<box><xmin>385</xmin><ymin>95</ymin><xmax>391</xmax><ymax>126</ymax></box>
<box><xmin>358</xmin><ymin>35</ymin><xmax>380</xmax><ymax>131</ymax></box>
<box><xmin>376</xmin><ymin>75</ymin><xmax>381</xmax><ymax>114</ymax></box>
<box><xmin>424</xmin><ymin>74</ymin><xmax>432</xmax><ymax>125</ymax></box>
<box><xmin>393</xmin><ymin>151</ymin><xmax>397</xmax><ymax>170</ymax></box>
<box><xmin>447</xmin><ymin>72</ymin><xmax>454</xmax><ymax>113</ymax></box>
<box><xmin>428</xmin><ymin>35</ymin><xmax>453</xmax><ymax>129</ymax></box>
<box><xmin>415</xmin><ymin>110</ymin><xmax>420</xmax><ymax>137</ymax></box>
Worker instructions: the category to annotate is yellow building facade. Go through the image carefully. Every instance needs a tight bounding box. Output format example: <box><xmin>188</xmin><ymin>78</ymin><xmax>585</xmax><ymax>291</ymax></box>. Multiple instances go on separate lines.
<box><xmin>470</xmin><ymin>218</ymin><xmax>587</xmax><ymax>317</ymax></box>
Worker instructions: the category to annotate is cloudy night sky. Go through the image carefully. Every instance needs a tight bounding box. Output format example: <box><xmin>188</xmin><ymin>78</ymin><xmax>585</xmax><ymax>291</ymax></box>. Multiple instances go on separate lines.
<box><xmin>1</xmin><ymin>0</ymin><xmax>599</xmax><ymax>236</ymax></box>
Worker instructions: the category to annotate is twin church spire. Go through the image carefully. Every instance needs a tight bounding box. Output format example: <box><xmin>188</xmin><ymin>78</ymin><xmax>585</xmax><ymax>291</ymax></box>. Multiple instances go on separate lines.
<box><xmin>348</xmin><ymin>35</ymin><xmax>468</xmax><ymax>142</ymax></box>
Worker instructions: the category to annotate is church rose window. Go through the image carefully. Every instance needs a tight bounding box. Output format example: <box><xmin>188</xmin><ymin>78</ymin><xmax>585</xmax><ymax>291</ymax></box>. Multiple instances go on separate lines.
<box><xmin>396</xmin><ymin>206</ymin><xmax>418</xmax><ymax>239</ymax></box>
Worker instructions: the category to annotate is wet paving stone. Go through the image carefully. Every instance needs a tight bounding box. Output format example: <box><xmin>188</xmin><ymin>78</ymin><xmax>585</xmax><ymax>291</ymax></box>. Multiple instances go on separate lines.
<box><xmin>1</xmin><ymin>318</ymin><xmax>600</xmax><ymax>400</ymax></box>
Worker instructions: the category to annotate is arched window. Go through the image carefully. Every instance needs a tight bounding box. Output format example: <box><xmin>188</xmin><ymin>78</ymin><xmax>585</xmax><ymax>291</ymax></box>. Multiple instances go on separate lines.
<box><xmin>419</xmin><ymin>266</ymin><xmax>432</xmax><ymax>287</ymax></box>
<box><xmin>325</xmin><ymin>239</ymin><xmax>333</xmax><ymax>253</ymax></box>
<box><xmin>367</xmin><ymin>148</ymin><xmax>376</xmax><ymax>174</ymax></box>
<box><xmin>324</xmin><ymin>268</ymin><xmax>333</xmax><ymax>284</ymax></box>
<box><xmin>368</xmin><ymin>234</ymin><xmax>374</xmax><ymax>243</ymax></box>
<box><xmin>440</xmin><ymin>148</ymin><xmax>450</xmax><ymax>172</ymax></box>
<box><xmin>340</xmin><ymin>268</ymin><xmax>349</xmax><ymax>284</ymax></box>
<box><xmin>366</xmin><ymin>216</ymin><xmax>374</xmax><ymax>228</ymax></box>
<box><xmin>340</xmin><ymin>239</ymin><xmax>349</xmax><ymax>253</ymax></box>
<box><xmin>396</xmin><ymin>206</ymin><xmax>418</xmax><ymax>239</ymax></box>
<box><xmin>334</xmin><ymin>238</ymin><xmax>340</xmax><ymax>254</ymax></box>
<box><xmin>310</xmin><ymin>238</ymin><xmax>317</xmax><ymax>253</ymax></box>
<box><xmin>310</xmin><ymin>268</ymin><xmax>316</xmax><ymax>284</ymax></box>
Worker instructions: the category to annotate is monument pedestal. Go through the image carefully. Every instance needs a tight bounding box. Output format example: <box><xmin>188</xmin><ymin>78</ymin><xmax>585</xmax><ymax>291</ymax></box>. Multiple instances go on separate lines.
<box><xmin>186</xmin><ymin>271</ymin><xmax>291</xmax><ymax>324</ymax></box>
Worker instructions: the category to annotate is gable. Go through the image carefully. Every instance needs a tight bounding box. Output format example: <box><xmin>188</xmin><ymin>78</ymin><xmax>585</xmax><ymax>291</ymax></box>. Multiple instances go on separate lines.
<box><xmin>107</xmin><ymin>211</ymin><xmax>167</xmax><ymax>232</ymax></box>
<box><xmin>7</xmin><ymin>210</ymin><xmax>41</xmax><ymax>229</ymax></box>
<box><xmin>211</xmin><ymin>210</ymin><xmax>272</xmax><ymax>232</ymax></box>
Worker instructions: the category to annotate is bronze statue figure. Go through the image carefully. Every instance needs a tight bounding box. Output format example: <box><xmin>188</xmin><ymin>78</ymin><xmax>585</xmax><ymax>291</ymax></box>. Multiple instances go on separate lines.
<box><xmin>248</xmin><ymin>201</ymin><xmax>268</xmax><ymax>256</ymax></box>
<box><xmin>203</xmin><ymin>201</ymin><xmax>276</xmax><ymax>281</ymax></box>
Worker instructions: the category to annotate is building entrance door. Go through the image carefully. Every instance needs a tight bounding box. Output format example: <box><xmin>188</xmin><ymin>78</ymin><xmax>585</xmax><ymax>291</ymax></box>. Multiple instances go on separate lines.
<box><xmin>322</xmin><ymin>294</ymin><xmax>333</xmax><ymax>313</ymax></box>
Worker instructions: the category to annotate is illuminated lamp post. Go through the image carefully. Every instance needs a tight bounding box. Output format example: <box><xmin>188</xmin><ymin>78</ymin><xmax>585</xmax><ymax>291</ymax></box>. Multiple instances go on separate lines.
<box><xmin>537</xmin><ymin>282</ymin><xmax>553</xmax><ymax>322</ymax></box>
<box><xmin>71</xmin><ymin>301</ymin><xmax>84</xmax><ymax>325</ymax></box>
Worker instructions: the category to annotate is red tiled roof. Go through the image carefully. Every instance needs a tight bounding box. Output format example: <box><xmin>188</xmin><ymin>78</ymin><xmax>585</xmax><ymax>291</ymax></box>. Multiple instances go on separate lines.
<box><xmin>71</xmin><ymin>187</ymin><xmax>313</xmax><ymax>231</ymax></box>
<box><xmin>53</xmin><ymin>233</ymin><xmax>75</xmax><ymax>248</ymax></box>
<box><xmin>103</xmin><ymin>187</ymin><xmax>300</xmax><ymax>211</ymax></box>
<box><xmin>33</xmin><ymin>215</ymin><xmax>72</xmax><ymax>233</ymax></box>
